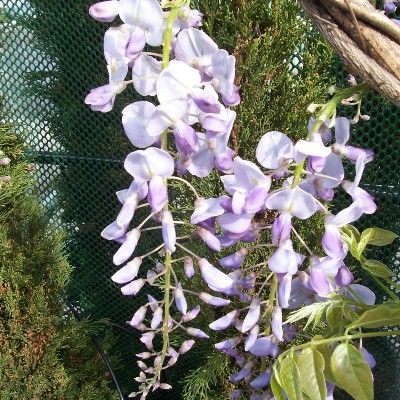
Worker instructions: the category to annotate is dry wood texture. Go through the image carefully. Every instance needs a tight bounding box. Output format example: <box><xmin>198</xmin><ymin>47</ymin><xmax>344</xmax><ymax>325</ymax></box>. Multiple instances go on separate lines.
<box><xmin>299</xmin><ymin>0</ymin><xmax>400</xmax><ymax>105</ymax></box>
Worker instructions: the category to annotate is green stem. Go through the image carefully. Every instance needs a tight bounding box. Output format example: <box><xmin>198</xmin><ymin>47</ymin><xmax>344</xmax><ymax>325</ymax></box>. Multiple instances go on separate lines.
<box><xmin>291</xmin><ymin>82</ymin><xmax>370</xmax><ymax>189</ymax></box>
<box><xmin>263</xmin><ymin>274</ymin><xmax>278</xmax><ymax>335</ymax></box>
<box><xmin>156</xmin><ymin>3</ymin><xmax>181</xmax><ymax>381</ymax></box>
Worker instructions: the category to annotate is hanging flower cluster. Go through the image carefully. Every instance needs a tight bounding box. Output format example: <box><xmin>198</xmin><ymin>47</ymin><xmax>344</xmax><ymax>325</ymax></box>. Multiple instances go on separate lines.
<box><xmin>86</xmin><ymin>1</ymin><xmax>399</xmax><ymax>400</ymax></box>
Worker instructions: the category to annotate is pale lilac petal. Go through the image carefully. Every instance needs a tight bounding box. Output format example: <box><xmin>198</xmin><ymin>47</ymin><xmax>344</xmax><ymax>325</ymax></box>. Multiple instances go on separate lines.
<box><xmin>344</xmin><ymin>146</ymin><xmax>374</xmax><ymax>164</ymax></box>
<box><xmin>85</xmin><ymin>83</ymin><xmax>125</xmax><ymax>113</ymax></box>
<box><xmin>119</xmin><ymin>0</ymin><xmax>164</xmax><ymax>46</ymax></box>
<box><xmin>335</xmin><ymin>117</ymin><xmax>350</xmax><ymax>145</ymax></box>
<box><xmin>147</xmin><ymin>99</ymin><xmax>189</xmax><ymax>137</ymax></box>
<box><xmin>329</xmin><ymin>200</ymin><xmax>365</xmax><ymax>227</ymax></box>
<box><xmin>148</xmin><ymin>176</ymin><xmax>168</xmax><ymax>212</ymax></box>
<box><xmin>248</xmin><ymin>336</ymin><xmax>279</xmax><ymax>357</ymax></box>
<box><xmin>182</xmin><ymin>305</ymin><xmax>201</xmax><ymax>322</ymax></box>
<box><xmin>122</xmin><ymin>101</ymin><xmax>157</xmax><ymax>148</ymax></box>
<box><xmin>209</xmin><ymin>310</ymin><xmax>239</xmax><ymax>331</ymax></box>
<box><xmin>256</xmin><ymin>131</ymin><xmax>294</xmax><ymax>169</ymax></box>
<box><xmin>272</xmin><ymin>212</ymin><xmax>292</xmax><ymax>246</ymax></box>
<box><xmin>174</xmin><ymin>120</ymin><xmax>199</xmax><ymax>155</ymax></box>
<box><xmin>113</xmin><ymin>229</ymin><xmax>141</xmax><ymax>265</ymax></box>
<box><xmin>295</xmin><ymin>139</ymin><xmax>332</xmax><ymax>158</ymax></box>
<box><xmin>157</xmin><ymin>60</ymin><xmax>202</xmax><ymax>104</ymax></box>
<box><xmin>266</xmin><ymin>187</ymin><xmax>318</xmax><ymax>219</ymax></box>
<box><xmin>310</xmin><ymin>267</ymin><xmax>331</xmax><ymax>296</ymax></box>
<box><xmin>241</xmin><ymin>297</ymin><xmax>261</xmax><ymax>333</ymax></box>
<box><xmin>191</xmin><ymin>86</ymin><xmax>220</xmax><ymax>113</ymax></box>
<box><xmin>361</xmin><ymin>347</ymin><xmax>376</xmax><ymax>369</ymax></box>
<box><xmin>322</xmin><ymin>224</ymin><xmax>346</xmax><ymax>259</ymax></box>
<box><xmin>220</xmin><ymin>248</ymin><xmax>248</xmax><ymax>270</ymax></box>
<box><xmin>126</xmin><ymin>27</ymin><xmax>146</xmax><ymax>61</ymax></box>
<box><xmin>124</xmin><ymin>148</ymin><xmax>174</xmax><ymax>181</ymax></box>
<box><xmin>244</xmin><ymin>325</ymin><xmax>259</xmax><ymax>351</ymax></box>
<box><xmin>215</xmin><ymin>337</ymin><xmax>241</xmax><ymax>351</ymax></box>
<box><xmin>278</xmin><ymin>273</ymin><xmax>292</xmax><ymax>309</ymax></box>
<box><xmin>174</xmin><ymin>28</ymin><xmax>219</xmax><ymax>71</ymax></box>
<box><xmin>199</xmin><ymin>258</ymin><xmax>234</xmax><ymax>291</ymax></box>
<box><xmin>89</xmin><ymin>0</ymin><xmax>119</xmax><ymax>22</ymax></box>
<box><xmin>234</xmin><ymin>157</ymin><xmax>270</xmax><ymax>191</ymax></box>
<box><xmin>187</xmin><ymin>146</ymin><xmax>215</xmax><ymax>177</ymax></box>
<box><xmin>347</xmin><ymin>284</ymin><xmax>376</xmax><ymax>305</ymax></box>
<box><xmin>101</xmin><ymin>221</ymin><xmax>127</xmax><ymax>241</ymax></box>
<box><xmin>132</xmin><ymin>54</ymin><xmax>161</xmax><ymax>96</ymax></box>
<box><xmin>115</xmin><ymin>200</ymin><xmax>137</xmax><ymax>227</ymax></box>
<box><xmin>244</xmin><ymin>185</ymin><xmax>269</xmax><ymax>214</ymax></box>
<box><xmin>191</xmin><ymin>197</ymin><xmax>226</xmax><ymax>224</ymax></box>
<box><xmin>317</xmin><ymin>153</ymin><xmax>344</xmax><ymax>189</ymax></box>
<box><xmin>335</xmin><ymin>266</ymin><xmax>354</xmax><ymax>287</ymax></box>
<box><xmin>111</xmin><ymin>257</ymin><xmax>142</xmax><ymax>284</ymax></box>
<box><xmin>218</xmin><ymin>212</ymin><xmax>254</xmax><ymax>234</ymax></box>
<box><xmin>104</xmin><ymin>25</ymin><xmax>132</xmax><ymax>64</ymax></box>
<box><xmin>231</xmin><ymin>191</ymin><xmax>246</xmax><ymax>214</ymax></box>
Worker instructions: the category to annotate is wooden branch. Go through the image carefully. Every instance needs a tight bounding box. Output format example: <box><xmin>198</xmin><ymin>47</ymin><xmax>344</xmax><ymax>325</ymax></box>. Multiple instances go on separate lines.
<box><xmin>298</xmin><ymin>0</ymin><xmax>400</xmax><ymax>106</ymax></box>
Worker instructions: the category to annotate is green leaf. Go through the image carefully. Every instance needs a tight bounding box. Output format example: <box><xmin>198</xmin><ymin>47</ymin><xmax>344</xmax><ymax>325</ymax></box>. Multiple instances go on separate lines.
<box><xmin>342</xmin><ymin>225</ymin><xmax>361</xmax><ymax>242</ymax></box>
<box><xmin>360</xmin><ymin>227</ymin><xmax>398</xmax><ymax>248</ymax></box>
<box><xmin>326</xmin><ymin>305</ymin><xmax>343</xmax><ymax>333</ymax></box>
<box><xmin>313</xmin><ymin>341</ymin><xmax>336</xmax><ymax>384</ymax></box>
<box><xmin>349</xmin><ymin>302</ymin><xmax>400</xmax><ymax>329</ymax></box>
<box><xmin>297</xmin><ymin>348</ymin><xmax>327</xmax><ymax>400</ymax></box>
<box><xmin>341</xmin><ymin>225</ymin><xmax>361</xmax><ymax>259</ymax></box>
<box><xmin>331</xmin><ymin>343</ymin><xmax>373</xmax><ymax>400</ymax></box>
<box><xmin>362</xmin><ymin>259</ymin><xmax>395</xmax><ymax>278</ymax></box>
<box><xmin>270</xmin><ymin>370</ymin><xmax>285</xmax><ymax>400</ymax></box>
<box><xmin>280</xmin><ymin>353</ymin><xmax>304</xmax><ymax>400</ymax></box>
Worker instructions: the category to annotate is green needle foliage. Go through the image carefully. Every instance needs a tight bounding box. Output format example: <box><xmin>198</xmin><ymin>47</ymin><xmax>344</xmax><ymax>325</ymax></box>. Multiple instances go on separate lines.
<box><xmin>0</xmin><ymin>121</ymin><xmax>117</xmax><ymax>399</ymax></box>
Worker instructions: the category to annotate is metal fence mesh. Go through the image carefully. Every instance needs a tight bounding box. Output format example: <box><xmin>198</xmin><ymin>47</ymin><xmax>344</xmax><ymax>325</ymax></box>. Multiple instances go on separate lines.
<box><xmin>1</xmin><ymin>1</ymin><xmax>399</xmax><ymax>398</ymax></box>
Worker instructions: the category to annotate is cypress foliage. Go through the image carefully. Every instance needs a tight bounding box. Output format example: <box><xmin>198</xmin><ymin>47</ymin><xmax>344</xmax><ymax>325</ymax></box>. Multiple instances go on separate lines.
<box><xmin>0</xmin><ymin>121</ymin><xmax>117</xmax><ymax>399</ymax></box>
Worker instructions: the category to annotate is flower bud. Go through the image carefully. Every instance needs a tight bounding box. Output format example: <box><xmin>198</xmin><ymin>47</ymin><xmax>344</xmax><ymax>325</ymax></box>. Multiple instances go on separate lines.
<box><xmin>179</xmin><ymin>340</ymin><xmax>195</xmax><ymax>354</ymax></box>
<box><xmin>151</xmin><ymin>306</ymin><xmax>163</xmax><ymax>329</ymax></box>
<box><xmin>271</xmin><ymin>306</ymin><xmax>284</xmax><ymax>342</ymax></box>
<box><xmin>140</xmin><ymin>332</ymin><xmax>155</xmax><ymax>350</ymax></box>
<box><xmin>182</xmin><ymin>305</ymin><xmax>200</xmax><ymax>322</ymax></box>
<box><xmin>209</xmin><ymin>310</ymin><xmax>239</xmax><ymax>331</ymax></box>
<box><xmin>198</xmin><ymin>292</ymin><xmax>230</xmax><ymax>307</ymax></box>
<box><xmin>241</xmin><ymin>297</ymin><xmax>261</xmax><ymax>333</ymax></box>
<box><xmin>250</xmin><ymin>370</ymin><xmax>271</xmax><ymax>390</ymax></box>
<box><xmin>161</xmin><ymin>210</ymin><xmax>176</xmax><ymax>253</ymax></box>
<box><xmin>113</xmin><ymin>228</ymin><xmax>141</xmax><ymax>266</ymax></box>
<box><xmin>197</xmin><ymin>227</ymin><xmax>221</xmax><ymax>251</ymax></box>
<box><xmin>136</xmin><ymin>352</ymin><xmax>153</xmax><ymax>360</ymax></box>
<box><xmin>215</xmin><ymin>337</ymin><xmax>241</xmax><ymax>351</ymax></box>
<box><xmin>111</xmin><ymin>257</ymin><xmax>142</xmax><ymax>284</ymax></box>
<box><xmin>129</xmin><ymin>305</ymin><xmax>147</xmax><ymax>328</ymax></box>
<box><xmin>186</xmin><ymin>327</ymin><xmax>209</xmax><ymax>339</ymax></box>
<box><xmin>244</xmin><ymin>324</ymin><xmax>259</xmax><ymax>351</ymax></box>
<box><xmin>184</xmin><ymin>257</ymin><xmax>195</xmax><ymax>278</ymax></box>
<box><xmin>174</xmin><ymin>282</ymin><xmax>187</xmax><ymax>314</ymax></box>
<box><xmin>121</xmin><ymin>278</ymin><xmax>145</xmax><ymax>296</ymax></box>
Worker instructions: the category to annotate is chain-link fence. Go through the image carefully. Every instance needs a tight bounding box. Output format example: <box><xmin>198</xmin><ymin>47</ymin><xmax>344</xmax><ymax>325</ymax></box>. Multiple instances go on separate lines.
<box><xmin>1</xmin><ymin>0</ymin><xmax>399</xmax><ymax>398</ymax></box>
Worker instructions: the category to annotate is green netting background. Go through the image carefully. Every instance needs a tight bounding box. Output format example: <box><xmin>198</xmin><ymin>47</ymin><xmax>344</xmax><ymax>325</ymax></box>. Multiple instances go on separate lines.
<box><xmin>1</xmin><ymin>1</ymin><xmax>399</xmax><ymax>399</ymax></box>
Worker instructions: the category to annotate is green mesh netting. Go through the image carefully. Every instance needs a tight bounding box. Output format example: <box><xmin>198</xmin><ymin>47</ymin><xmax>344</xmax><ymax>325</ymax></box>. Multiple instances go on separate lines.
<box><xmin>1</xmin><ymin>1</ymin><xmax>399</xmax><ymax>399</ymax></box>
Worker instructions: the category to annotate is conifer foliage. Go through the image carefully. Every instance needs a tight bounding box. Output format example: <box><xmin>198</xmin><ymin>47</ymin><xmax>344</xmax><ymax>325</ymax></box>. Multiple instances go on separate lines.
<box><xmin>0</xmin><ymin>121</ymin><xmax>116</xmax><ymax>399</ymax></box>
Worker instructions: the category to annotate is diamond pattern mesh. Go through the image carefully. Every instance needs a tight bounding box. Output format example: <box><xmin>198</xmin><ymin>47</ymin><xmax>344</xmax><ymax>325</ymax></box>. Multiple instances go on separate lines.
<box><xmin>1</xmin><ymin>1</ymin><xmax>399</xmax><ymax>398</ymax></box>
